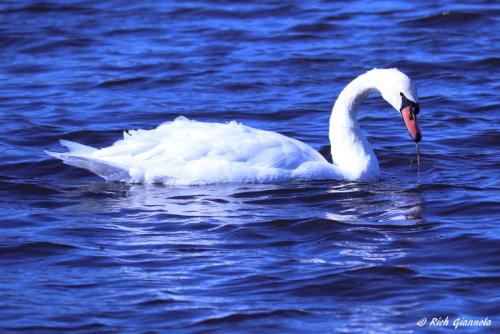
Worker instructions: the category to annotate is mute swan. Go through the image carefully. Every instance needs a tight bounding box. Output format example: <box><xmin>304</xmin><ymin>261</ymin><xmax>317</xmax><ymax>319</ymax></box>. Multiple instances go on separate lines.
<box><xmin>46</xmin><ymin>68</ymin><xmax>421</xmax><ymax>185</ymax></box>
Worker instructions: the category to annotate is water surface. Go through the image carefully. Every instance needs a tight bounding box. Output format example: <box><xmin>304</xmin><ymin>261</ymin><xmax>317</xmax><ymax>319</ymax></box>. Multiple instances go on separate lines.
<box><xmin>0</xmin><ymin>0</ymin><xmax>499</xmax><ymax>333</ymax></box>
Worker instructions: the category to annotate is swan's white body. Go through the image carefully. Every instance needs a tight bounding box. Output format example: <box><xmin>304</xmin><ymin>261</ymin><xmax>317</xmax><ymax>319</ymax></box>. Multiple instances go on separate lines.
<box><xmin>48</xmin><ymin>117</ymin><xmax>339</xmax><ymax>185</ymax></box>
<box><xmin>46</xmin><ymin>68</ymin><xmax>419</xmax><ymax>185</ymax></box>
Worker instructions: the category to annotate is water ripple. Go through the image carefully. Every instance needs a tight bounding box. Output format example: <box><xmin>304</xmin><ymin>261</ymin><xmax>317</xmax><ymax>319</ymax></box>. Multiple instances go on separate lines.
<box><xmin>0</xmin><ymin>0</ymin><xmax>498</xmax><ymax>333</ymax></box>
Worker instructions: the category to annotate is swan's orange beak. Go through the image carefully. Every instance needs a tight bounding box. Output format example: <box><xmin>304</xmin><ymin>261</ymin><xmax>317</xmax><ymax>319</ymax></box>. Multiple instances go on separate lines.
<box><xmin>401</xmin><ymin>106</ymin><xmax>422</xmax><ymax>142</ymax></box>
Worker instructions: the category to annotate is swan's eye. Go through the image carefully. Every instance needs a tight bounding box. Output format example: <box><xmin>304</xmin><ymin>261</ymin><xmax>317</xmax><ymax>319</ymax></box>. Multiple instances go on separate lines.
<box><xmin>399</xmin><ymin>92</ymin><xmax>418</xmax><ymax>113</ymax></box>
<box><xmin>412</xmin><ymin>104</ymin><xmax>420</xmax><ymax>115</ymax></box>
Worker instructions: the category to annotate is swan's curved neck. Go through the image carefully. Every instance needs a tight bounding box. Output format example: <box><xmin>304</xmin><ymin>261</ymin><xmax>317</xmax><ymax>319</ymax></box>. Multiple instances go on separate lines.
<box><xmin>329</xmin><ymin>72</ymin><xmax>380</xmax><ymax>181</ymax></box>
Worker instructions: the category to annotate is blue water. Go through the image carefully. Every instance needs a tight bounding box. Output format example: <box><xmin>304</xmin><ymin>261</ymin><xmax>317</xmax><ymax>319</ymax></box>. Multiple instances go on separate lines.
<box><xmin>1</xmin><ymin>1</ymin><xmax>499</xmax><ymax>333</ymax></box>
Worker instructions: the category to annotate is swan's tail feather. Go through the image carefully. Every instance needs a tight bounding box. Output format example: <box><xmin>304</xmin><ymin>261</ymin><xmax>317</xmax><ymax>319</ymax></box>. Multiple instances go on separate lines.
<box><xmin>45</xmin><ymin>142</ymin><xmax>131</xmax><ymax>182</ymax></box>
<box><xmin>59</xmin><ymin>139</ymin><xmax>98</xmax><ymax>154</ymax></box>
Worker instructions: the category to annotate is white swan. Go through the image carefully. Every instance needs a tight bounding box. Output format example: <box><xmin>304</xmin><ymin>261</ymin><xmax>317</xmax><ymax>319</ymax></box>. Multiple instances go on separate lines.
<box><xmin>46</xmin><ymin>68</ymin><xmax>421</xmax><ymax>185</ymax></box>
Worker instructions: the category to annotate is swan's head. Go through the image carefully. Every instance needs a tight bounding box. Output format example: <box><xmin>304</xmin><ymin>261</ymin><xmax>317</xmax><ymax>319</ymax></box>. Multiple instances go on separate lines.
<box><xmin>372</xmin><ymin>68</ymin><xmax>422</xmax><ymax>142</ymax></box>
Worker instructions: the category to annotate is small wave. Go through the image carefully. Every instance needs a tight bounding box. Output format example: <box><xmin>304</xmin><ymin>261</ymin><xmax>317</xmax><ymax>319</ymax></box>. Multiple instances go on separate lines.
<box><xmin>0</xmin><ymin>179</ymin><xmax>62</xmax><ymax>196</ymax></box>
<box><xmin>220</xmin><ymin>82</ymin><xmax>266</xmax><ymax>92</ymax></box>
<box><xmin>1</xmin><ymin>3</ymin><xmax>95</xmax><ymax>14</ymax></box>
<box><xmin>0</xmin><ymin>242</ymin><xmax>76</xmax><ymax>258</ymax></box>
<box><xmin>97</xmin><ymin>77</ymin><xmax>149</xmax><ymax>88</ymax></box>
<box><xmin>429</xmin><ymin>200</ymin><xmax>500</xmax><ymax>218</ymax></box>
<box><xmin>166</xmin><ymin>4</ymin><xmax>297</xmax><ymax>20</ymax></box>
<box><xmin>103</xmin><ymin>28</ymin><xmax>164</xmax><ymax>36</ymax></box>
<box><xmin>281</xmin><ymin>266</ymin><xmax>419</xmax><ymax>299</ymax></box>
<box><xmin>191</xmin><ymin>309</ymin><xmax>310</xmax><ymax>327</ymax></box>
<box><xmin>20</xmin><ymin>42</ymin><xmax>96</xmax><ymax>56</ymax></box>
<box><xmin>469</xmin><ymin>57</ymin><xmax>500</xmax><ymax>71</ymax></box>
<box><xmin>406</xmin><ymin>11</ymin><xmax>484</xmax><ymax>26</ymax></box>
<box><xmin>134</xmin><ymin>298</ymin><xmax>182</xmax><ymax>307</ymax></box>
<box><xmin>288</xmin><ymin>22</ymin><xmax>338</xmax><ymax>33</ymax></box>
<box><xmin>6</xmin><ymin>323</ymin><xmax>107</xmax><ymax>333</ymax></box>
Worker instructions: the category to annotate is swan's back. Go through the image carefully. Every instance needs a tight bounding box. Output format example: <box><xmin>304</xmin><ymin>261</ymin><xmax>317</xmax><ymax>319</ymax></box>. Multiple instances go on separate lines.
<box><xmin>46</xmin><ymin>116</ymin><xmax>338</xmax><ymax>185</ymax></box>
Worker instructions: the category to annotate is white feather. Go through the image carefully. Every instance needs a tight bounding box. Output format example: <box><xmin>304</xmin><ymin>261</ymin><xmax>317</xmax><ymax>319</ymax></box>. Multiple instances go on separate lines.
<box><xmin>46</xmin><ymin>117</ymin><xmax>339</xmax><ymax>185</ymax></box>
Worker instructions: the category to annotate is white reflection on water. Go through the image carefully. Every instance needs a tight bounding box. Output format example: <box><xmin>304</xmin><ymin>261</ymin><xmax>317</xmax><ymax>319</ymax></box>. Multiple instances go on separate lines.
<box><xmin>58</xmin><ymin>180</ymin><xmax>425</xmax><ymax>266</ymax></box>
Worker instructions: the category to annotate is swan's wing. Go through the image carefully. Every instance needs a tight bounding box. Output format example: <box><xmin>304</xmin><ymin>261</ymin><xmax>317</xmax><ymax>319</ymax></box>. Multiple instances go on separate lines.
<box><xmin>97</xmin><ymin>117</ymin><xmax>324</xmax><ymax>165</ymax></box>
<box><xmin>47</xmin><ymin>117</ymin><xmax>339</xmax><ymax>184</ymax></box>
